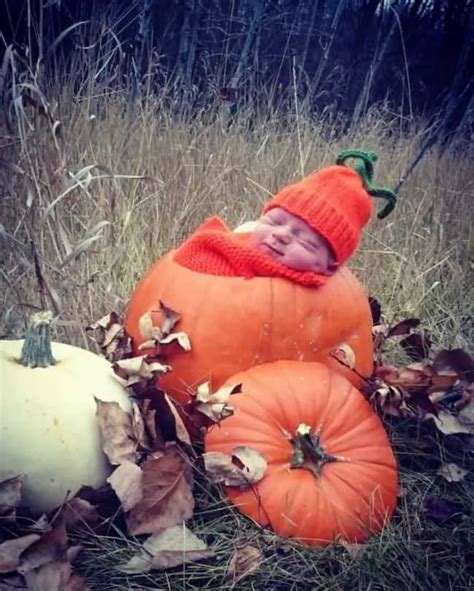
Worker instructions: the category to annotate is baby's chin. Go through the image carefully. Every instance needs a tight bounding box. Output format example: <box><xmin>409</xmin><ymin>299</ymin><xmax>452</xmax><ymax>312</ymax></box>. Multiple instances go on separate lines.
<box><xmin>290</xmin><ymin>262</ymin><xmax>333</xmax><ymax>274</ymax></box>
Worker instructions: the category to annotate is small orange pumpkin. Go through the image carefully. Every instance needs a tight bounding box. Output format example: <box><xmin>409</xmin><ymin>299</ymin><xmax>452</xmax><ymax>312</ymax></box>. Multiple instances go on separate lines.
<box><xmin>205</xmin><ymin>361</ymin><xmax>397</xmax><ymax>546</ymax></box>
<box><xmin>125</xmin><ymin>252</ymin><xmax>373</xmax><ymax>404</ymax></box>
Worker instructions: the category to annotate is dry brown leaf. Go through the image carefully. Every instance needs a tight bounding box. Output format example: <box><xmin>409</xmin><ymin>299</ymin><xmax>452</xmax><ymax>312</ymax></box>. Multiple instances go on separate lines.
<box><xmin>225</xmin><ymin>545</ymin><xmax>262</xmax><ymax>585</ymax></box>
<box><xmin>95</xmin><ymin>399</ymin><xmax>139</xmax><ymax>465</ymax></box>
<box><xmin>118</xmin><ymin>524</ymin><xmax>214</xmax><ymax>573</ymax></box>
<box><xmin>86</xmin><ymin>311</ymin><xmax>131</xmax><ymax>362</ymax></box>
<box><xmin>141</xmin><ymin>399</ymin><xmax>164</xmax><ymax>450</ymax></box>
<box><xmin>330</xmin><ymin>343</ymin><xmax>356</xmax><ymax>369</ymax></box>
<box><xmin>203</xmin><ymin>446</ymin><xmax>267</xmax><ymax>487</ymax></box>
<box><xmin>17</xmin><ymin>521</ymin><xmax>68</xmax><ymax>575</ymax></box>
<box><xmin>163</xmin><ymin>394</ymin><xmax>192</xmax><ymax>446</ymax></box>
<box><xmin>138</xmin><ymin>303</ymin><xmax>181</xmax><ymax>343</ymax></box>
<box><xmin>436</xmin><ymin>463</ymin><xmax>468</xmax><ymax>483</ymax></box>
<box><xmin>433</xmin><ymin>349</ymin><xmax>474</xmax><ymax>382</ymax></box>
<box><xmin>159</xmin><ymin>302</ymin><xmax>181</xmax><ymax>335</ymax></box>
<box><xmin>383</xmin><ymin>365</ymin><xmax>432</xmax><ymax>389</ymax></box>
<box><xmin>368</xmin><ymin>296</ymin><xmax>382</xmax><ymax>325</ymax></box>
<box><xmin>73</xmin><ymin>483</ymin><xmax>117</xmax><ymax>514</ymax></box>
<box><xmin>376</xmin><ymin>362</ymin><xmax>463</xmax><ymax>396</ymax></box>
<box><xmin>24</xmin><ymin>561</ymin><xmax>90</xmax><ymax>591</ymax></box>
<box><xmin>373</xmin><ymin>385</ymin><xmax>415</xmax><ymax>417</ymax></box>
<box><xmin>127</xmin><ymin>446</ymin><xmax>194</xmax><ymax>535</ymax></box>
<box><xmin>386</xmin><ymin>318</ymin><xmax>420</xmax><ymax>337</ymax></box>
<box><xmin>138</xmin><ymin>308</ymin><xmax>190</xmax><ymax>354</ymax></box>
<box><xmin>137</xmin><ymin>338</ymin><xmax>159</xmax><ymax>351</ymax></box>
<box><xmin>194</xmin><ymin>382</ymin><xmax>238</xmax><ymax>423</ymax></box>
<box><xmin>369</xmin><ymin>384</ymin><xmax>408</xmax><ymax>417</ymax></box>
<box><xmin>0</xmin><ymin>476</ymin><xmax>23</xmax><ymax>518</ymax></box>
<box><xmin>429</xmin><ymin>371</ymin><xmax>459</xmax><ymax>392</ymax></box>
<box><xmin>139</xmin><ymin>389</ymin><xmax>191</xmax><ymax>448</ymax></box>
<box><xmin>55</xmin><ymin>498</ymin><xmax>99</xmax><ymax>530</ymax></box>
<box><xmin>159</xmin><ymin>332</ymin><xmax>191</xmax><ymax>351</ymax></box>
<box><xmin>424</xmin><ymin>410</ymin><xmax>472</xmax><ymax>435</ymax></box>
<box><xmin>62</xmin><ymin>573</ymin><xmax>91</xmax><ymax>591</ymax></box>
<box><xmin>88</xmin><ymin>313</ymin><xmax>123</xmax><ymax>348</ymax></box>
<box><xmin>370</xmin><ymin>359</ymin><xmax>466</xmax><ymax>419</ymax></box>
<box><xmin>106</xmin><ymin>461</ymin><xmax>143</xmax><ymax>512</ymax></box>
<box><xmin>66</xmin><ymin>546</ymin><xmax>82</xmax><ymax>564</ymax></box>
<box><xmin>23</xmin><ymin>561</ymin><xmax>71</xmax><ymax>591</ymax></box>
<box><xmin>406</xmin><ymin>389</ymin><xmax>439</xmax><ymax>415</ymax></box>
<box><xmin>0</xmin><ymin>535</ymin><xmax>40</xmax><ymax>574</ymax></box>
<box><xmin>8</xmin><ymin>522</ymin><xmax>89</xmax><ymax>591</ymax></box>
<box><xmin>140</xmin><ymin>399</ymin><xmax>168</xmax><ymax>452</ymax></box>
<box><xmin>372</xmin><ymin>324</ymin><xmax>388</xmax><ymax>346</ymax></box>
<box><xmin>130</xmin><ymin>399</ymin><xmax>151</xmax><ymax>450</ymax></box>
<box><xmin>138</xmin><ymin>311</ymin><xmax>156</xmax><ymax>341</ymax></box>
<box><xmin>112</xmin><ymin>356</ymin><xmax>171</xmax><ymax>387</ymax></box>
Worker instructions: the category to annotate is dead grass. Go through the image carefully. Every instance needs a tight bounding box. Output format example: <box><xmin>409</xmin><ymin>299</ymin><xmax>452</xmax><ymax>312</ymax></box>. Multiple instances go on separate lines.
<box><xmin>71</xmin><ymin>422</ymin><xmax>473</xmax><ymax>591</ymax></box>
<box><xmin>2</xmin><ymin>91</ymin><xmax>472</xmax><ymax>349</ymax></box>
<box><xmin>1</xmin><ymin>68</ymin><xmax>473</xmax><ymax>590</ymax></box>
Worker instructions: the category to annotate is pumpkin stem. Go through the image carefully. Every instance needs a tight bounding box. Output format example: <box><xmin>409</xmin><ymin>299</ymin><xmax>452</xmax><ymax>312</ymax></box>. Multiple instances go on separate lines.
<box><xmin>19</xmin><ymin>311</ymin><xmax>56</xmax><ymax>368</ymax></box>
<box><xmin>290</xmin><ymin>423</ymin><xmax>339</xmax><ymax>477</ymax></box>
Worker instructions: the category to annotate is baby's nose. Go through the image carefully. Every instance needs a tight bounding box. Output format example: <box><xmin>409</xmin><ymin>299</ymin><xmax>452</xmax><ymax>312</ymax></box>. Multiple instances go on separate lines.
<box><xmin>272</xmin><ymin>228</ymin><xmax>290</xmax><ymax>243</ymax></box>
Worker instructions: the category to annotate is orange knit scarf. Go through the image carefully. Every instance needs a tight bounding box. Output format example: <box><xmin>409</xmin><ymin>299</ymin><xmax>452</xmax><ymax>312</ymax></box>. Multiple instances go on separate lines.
<box><xmin>173</xmin><ymin>216</ymin><xmax>328</xmax><ymax>287</ymax></box>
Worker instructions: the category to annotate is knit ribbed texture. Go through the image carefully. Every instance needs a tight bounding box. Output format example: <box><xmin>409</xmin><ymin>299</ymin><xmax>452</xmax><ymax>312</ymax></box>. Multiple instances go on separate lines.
<box><xmin>174</xmin><ymin>217</ymin><xmax>328</xmax><ymax>287</ymax></box>
<box><xmin>262</xmin><ymin>165</ymin><xmax>373</xmax><ymax>263</ymax></box>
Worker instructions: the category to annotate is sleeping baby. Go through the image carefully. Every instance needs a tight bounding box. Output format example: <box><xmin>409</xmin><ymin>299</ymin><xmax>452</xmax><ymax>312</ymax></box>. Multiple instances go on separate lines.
<box><xmin>174</xmin><ymin>149</ymin><xmax>396</xmax><ymax>287</ymax></box>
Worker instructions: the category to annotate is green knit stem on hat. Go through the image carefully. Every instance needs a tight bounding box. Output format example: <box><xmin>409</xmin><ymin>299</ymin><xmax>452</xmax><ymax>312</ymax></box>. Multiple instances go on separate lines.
<box><xmin>336</xmin><ymin>149</ymin><xmax>397</xmax><ymax>219</ymax></box>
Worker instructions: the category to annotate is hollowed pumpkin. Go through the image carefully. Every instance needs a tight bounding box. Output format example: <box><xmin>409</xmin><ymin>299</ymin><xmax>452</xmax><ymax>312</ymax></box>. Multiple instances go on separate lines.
<box><xmin>205</xmin><ymin>361</ymin><xmax>398</xmax><ymax>546</ymax></box>
<box><xmin>125</xmin><ymin>251</ymin><xmax>373</xmax><ymax>404</ymax></box>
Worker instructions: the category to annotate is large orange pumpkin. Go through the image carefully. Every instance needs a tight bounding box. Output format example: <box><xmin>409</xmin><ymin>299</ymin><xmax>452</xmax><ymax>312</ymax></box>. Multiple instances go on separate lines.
<box><xmin>205</xmin><ymin>361</ymin><xmax>398</xmax><ymax>546</ymax></box>
<box><xmin>125</xmin><ymin>251</ymin><xmax>373</xmax><ymax>404</ymax></box>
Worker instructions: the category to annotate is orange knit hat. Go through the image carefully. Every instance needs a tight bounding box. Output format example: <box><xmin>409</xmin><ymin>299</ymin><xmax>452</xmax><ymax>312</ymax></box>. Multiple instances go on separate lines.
<box><xmin>262</xmin><ymin>149</ymin><xmax>397</xmax><ymax>265</ymax></box>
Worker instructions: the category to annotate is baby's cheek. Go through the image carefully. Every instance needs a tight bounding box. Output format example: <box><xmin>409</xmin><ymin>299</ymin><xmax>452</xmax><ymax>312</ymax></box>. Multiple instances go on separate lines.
<box><xmin>250</xmin><ymin>227</ymin><xmax>264</xmax><ymax>246</ymax></box>
<box><xmin>307</xmin><ymin>250</ymin><xmax>329</xmax><ymax>273</ymax></box>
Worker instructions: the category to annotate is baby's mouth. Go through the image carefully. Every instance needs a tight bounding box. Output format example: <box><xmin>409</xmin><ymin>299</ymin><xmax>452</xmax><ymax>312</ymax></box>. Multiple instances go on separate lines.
<box><xmin>262</xmin><ymin>242</ymin><xmax>283</xmax><ymax>256</ymax></box>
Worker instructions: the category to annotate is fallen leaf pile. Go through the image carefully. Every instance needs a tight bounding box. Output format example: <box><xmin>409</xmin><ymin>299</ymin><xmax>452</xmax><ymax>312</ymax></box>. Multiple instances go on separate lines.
<box><xmin>362</xmin><ymin>299</ymin><xmax>473</xmax><ymax>438</ymax></box>
<box><xmin>0</xmin><ymin>304</ymin><xmax>267</xmax><ymax>585</ymax></box>
<box><xmin>1</xmin><ymin>300</ymin><xmax>472</xmax><ymax>587</ymax></box>
<box><xmin>85</xmin><ymin>312</ymin><xmax>131</xmax><ymax>362</ymax></box>
<box><xmin>0</xmin><ymin>482</ymin><xmax>98</xmax><ymax>590</ymax></box>
<box><xmin>93</xmin><ymin>372</ymin><xmax>265</xmax><ymax>575</ymax></box>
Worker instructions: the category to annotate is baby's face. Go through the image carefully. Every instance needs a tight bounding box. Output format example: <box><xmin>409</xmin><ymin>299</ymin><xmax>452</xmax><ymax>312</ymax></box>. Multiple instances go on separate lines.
<box><xmin>250</xmin><ymin>207</ymin><xmax>338</xmax><ymax>274</ymax></box>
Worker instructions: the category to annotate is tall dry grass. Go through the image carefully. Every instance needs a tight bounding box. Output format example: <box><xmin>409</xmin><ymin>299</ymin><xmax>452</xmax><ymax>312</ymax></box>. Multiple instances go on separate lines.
<box><xmin>1</xmin><ymin>84</ymin><xmax>472</xmax><ymax>353</ymax></box>
<box><xmin>1</xmin><ymin>28</ymin><xmax>473</xmax><ymax>591</ymax></box>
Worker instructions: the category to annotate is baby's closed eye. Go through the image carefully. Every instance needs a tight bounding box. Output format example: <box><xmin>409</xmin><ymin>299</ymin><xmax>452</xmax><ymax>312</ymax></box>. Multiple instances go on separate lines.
<box><xmin>299</xmin><ymin>237</ymin><xmax>319</xmax><ymax>249</ymax></box>
<box><xmin>266</xmin><ymin>218</ymin><xmax>284</xmax><ymax>227</ymax></box>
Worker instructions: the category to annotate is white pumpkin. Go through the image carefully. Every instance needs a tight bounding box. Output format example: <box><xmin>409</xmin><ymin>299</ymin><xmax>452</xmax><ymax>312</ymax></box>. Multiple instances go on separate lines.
<box><xmin>0</xmin><ymin>311</ymin><xmax>131</xmax><ymax>514</ymax></box>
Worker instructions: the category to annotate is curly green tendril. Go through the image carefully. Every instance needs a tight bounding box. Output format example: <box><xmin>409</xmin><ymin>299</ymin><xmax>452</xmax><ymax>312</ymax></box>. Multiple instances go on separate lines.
<box><xmin>336</xmin><ymin>148</ymin><xmax>398</xmax><ymax>219</ymax></box>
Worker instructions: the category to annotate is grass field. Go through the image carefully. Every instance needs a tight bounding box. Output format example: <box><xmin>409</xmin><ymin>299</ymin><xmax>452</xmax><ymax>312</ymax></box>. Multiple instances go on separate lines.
<box><xmin>1</xmin><ymin>77</ymin><xmax>473</xmax><ymax>590</ymax></box>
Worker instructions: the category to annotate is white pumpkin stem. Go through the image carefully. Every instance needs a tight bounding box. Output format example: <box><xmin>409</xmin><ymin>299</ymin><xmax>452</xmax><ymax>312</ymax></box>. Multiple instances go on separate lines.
<box><xmin>19</xmin><ymin>311</ymin><xmax>56</xmax><ymax>368</ymax></box>
<box><xmin>290</xmin><ymin>423</ymin><xmax>339</xmax><ymax>477</ymax></box>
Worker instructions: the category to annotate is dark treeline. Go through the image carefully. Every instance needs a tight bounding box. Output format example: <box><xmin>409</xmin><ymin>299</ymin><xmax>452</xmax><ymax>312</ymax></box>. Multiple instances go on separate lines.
<box><xmin>1</xmin><ymin>0</ymin><xmax>473</xmax><ymax>137</ymax></box>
